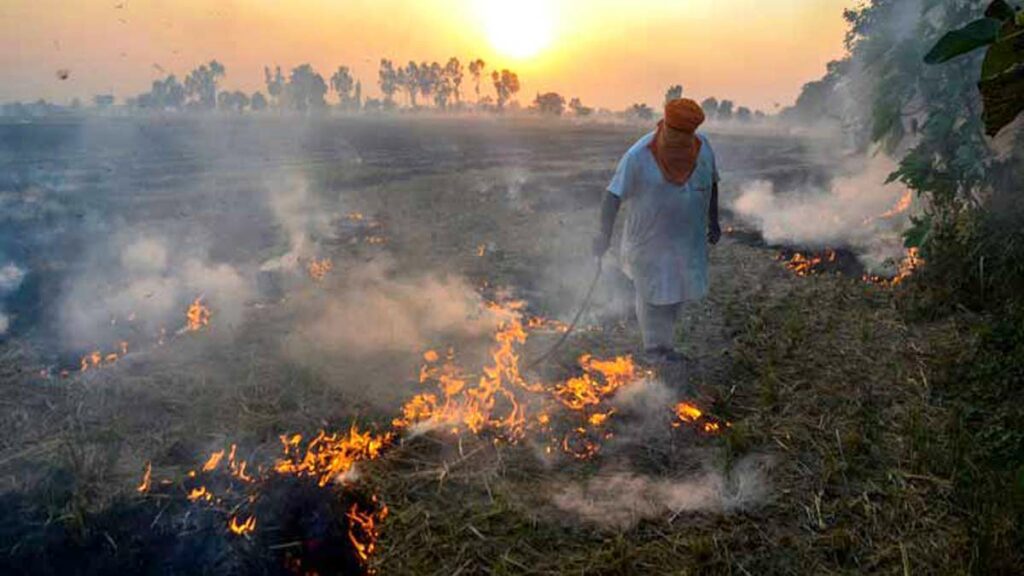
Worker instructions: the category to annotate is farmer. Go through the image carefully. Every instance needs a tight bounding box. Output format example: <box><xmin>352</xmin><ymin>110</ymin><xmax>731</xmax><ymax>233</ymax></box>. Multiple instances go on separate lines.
<box><xmin>593</xmin><ymin>98</ymin><xmax>721</xmax><ymax>363</ymax></box>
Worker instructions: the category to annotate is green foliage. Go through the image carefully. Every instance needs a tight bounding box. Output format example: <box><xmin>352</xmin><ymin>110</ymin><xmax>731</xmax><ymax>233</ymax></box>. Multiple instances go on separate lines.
<box><xmin>925</xmin><ymin>0</ymin><xmax>1024</xmax><ymax>135</ymax></box>
<box><xmin>924</xmin><ymin>18</ymin><xmax>1002</xmax><ymax>64</ymax></box>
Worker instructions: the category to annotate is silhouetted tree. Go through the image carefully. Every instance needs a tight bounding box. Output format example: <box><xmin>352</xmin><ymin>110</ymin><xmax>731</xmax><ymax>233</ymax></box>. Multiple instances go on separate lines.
<box><xmin>491</xmin><ymin>69</ymin><xmax>520</xmax><ymax>110</ymax></box>
<box><xmin>718</xmin><ymin>99</ymin><xmax>734</xmax><ymax>120</ymax></box>
<box><xmin>402</xmin><ymin>62</ymin><xmax>420</xmax><ymax>107</ymax></box>
<box><xmin>468</xmin><ymin>59</ymin><xmax>486</xmax><ymax>102</ymax></box>
<box><xmin>251</xmin><ymin>91</ymin><xmax>268</xmax><ymax>111</ymax></box>
<box><xmin>665</xmin><ymin>84</ymin><xmax>683</xmax><ymax>104</ymax></box>
<box><xmin>420</xmin><ymin>61</ymin><xmax>441</xmax><ymax>107</ymax></box>
<box><xmin>533</xmin><ymin>92</ymin><xmax>566</xmax><ymax>116</ymax></box>
<box><xmin>569</xmin><ymin>97</ymin><xmax>593</xmax><ymax>117</ymax></box>
<box><xmin>445</xmin><ymin>57</ymin><xmax>464</xmax><ymax>104</ymax></box>
<box><xmin>264</xmin><ymin>66</ymin><xmax>286</xmax><ymax>108</ymax></box>
<box><xmin>330</xmin><ymin>66</ymin><xmax>357</xmax><ymax>109</ymax></box>
<box><xmin>93</xmin><ymin>95</ymin><xmax>115</xmax><ymax>109</ymax></box>
<box><xmin>353</xmin><ymin>81</ymin><xmax>362</xmax><ymax>111</ymax></box>
<box><xmin>736</xmin><ymin>106</ymin><xmax>752</xmax><ymax>122</ymax></box>
<box><xmin>285</xmin><ymin>64</ymin><xmax>328</xmax><ymax>112</ymax></box>
<box><xmin>628</xmin><ymin>103</ymin><xmax>654</xmax><ymax>121</ymax></box>
<box><xmin>378</xmin><ymin>59</ymin><xmax>399</xmax><ymax>106</ymax></box>
<box><xmin>135</xmin><ymin>75</ymin><xmax>185</xmax><ymax>110</ymax></box>
<box><xmin>218</xmin><ymin>90</ymin><xmax>250</xmax><ymax>112</ymax></box>
<box><xmin>700</xmin><ymin>97</ymin><xmax>719</xmax><ymax>120</ymax></box>
<box><xmin>184</xmin><ymin>60</ymin><xmax>226</xmax><ymax>110</ymax></box>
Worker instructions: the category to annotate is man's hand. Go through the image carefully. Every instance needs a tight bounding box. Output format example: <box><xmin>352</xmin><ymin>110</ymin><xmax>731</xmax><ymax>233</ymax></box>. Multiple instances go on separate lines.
<box><xmin>708</xmin><ymin>221</ymin><xmax>722</xmax><ymax>245</ymax></box>
<box><xmin>592</xmin><ymin>233</ymin><xmax>612</xmax><ymax>258</ymax></box>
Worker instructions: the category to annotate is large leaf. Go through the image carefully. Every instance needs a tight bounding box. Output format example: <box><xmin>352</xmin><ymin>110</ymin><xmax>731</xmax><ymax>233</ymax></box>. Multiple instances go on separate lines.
<box><xmin>985</xmin><ymin>0</ymin><xmax>1018</xmax><ymax>21</ymax></box>
<box><xmin>980</xmin><ymin>63</ymin><xmax>1024</xmax><ymax>135</ymax></box>
<box><xmin>980</xmin><ymin>17</ymin><xmax>1024</xmax><ymax>135</ymax></box>
<box><xmin>924</xmin><ymin>18</ymin><xmax>1003</xmax><ymax>64</ymax></box>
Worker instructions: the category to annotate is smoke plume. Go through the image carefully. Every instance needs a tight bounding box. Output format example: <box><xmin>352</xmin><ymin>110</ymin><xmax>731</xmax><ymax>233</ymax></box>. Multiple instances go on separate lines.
<box><xmin>59</xmin><ymin>232</ymin><xmax>251</xmax><ymax>350</ymax></box>
<box><xmin>732</xmin><ymin>155</ymin><xmax>913</xmax><ymax>269</ymax></box>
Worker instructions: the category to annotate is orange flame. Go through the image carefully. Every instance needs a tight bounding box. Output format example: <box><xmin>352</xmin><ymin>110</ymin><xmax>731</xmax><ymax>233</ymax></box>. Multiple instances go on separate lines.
<box><xmin>779</xmin><ymin>249</ymin><xmax>837</xmax><ymax>277</ymax></box>
<box><xmin>672</xmin><ymin>401</ymin><xmax>728</xmax><ymax>435</ymax></box>
<box><xmin>274</xmin><ymin>426</ymin><xmax>391</xmax><ymax>487</ymax></box>
<box><xmin>675</xmin><ymin>402</ymin><xmax>703</xmax><ymax>423</ymax></box>
<box><xmin>188</xmin><ymin>486</ymin><xmax>212</xmax><ymax>502</ymax></box>
<box><xmin>347</xmin><ymin>498</ymin><xmax>389</xmax><ymax>565</ymax></box>
<box><xmin>136</xmin><ymin>462</ymin><xmax>152</xmax><ymax>493</ymax></box>
<box><xmin>228</xmin><ymin>515</ymin><xmax>257</xmax><ymax>536</ymax></box>
<box><xmin>879</xmin><ymin>190</ymin><xmax>913</xmax><ymax>219</ymax></box>
<box><xmin>307</xmin><ymin>258</ymin><xmax>334</xmax><ymax>282</ymax></box>
<box><xmin>202</xmin><ymin>449</ymin><xmax>225</xmax><ymax>472</ymax></box>
<box><xmin>186</xmin><ymin>297</ymin><xmax>211</xmax><ymax>331</ymax></box>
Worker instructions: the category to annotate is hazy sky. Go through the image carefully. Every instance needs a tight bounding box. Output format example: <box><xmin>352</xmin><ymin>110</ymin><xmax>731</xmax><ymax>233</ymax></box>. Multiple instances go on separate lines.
<box><xmin>0</xmin><ymin>0</ymin><xmax>854</xmax><ymax>110</ymax></box>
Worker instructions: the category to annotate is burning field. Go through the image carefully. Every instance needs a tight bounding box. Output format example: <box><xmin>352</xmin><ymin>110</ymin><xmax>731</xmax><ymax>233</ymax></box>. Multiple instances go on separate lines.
<box><xmin>0</xmin><ymin>116</ymin><xmax>967</xmax><ymax>574</ymax></box>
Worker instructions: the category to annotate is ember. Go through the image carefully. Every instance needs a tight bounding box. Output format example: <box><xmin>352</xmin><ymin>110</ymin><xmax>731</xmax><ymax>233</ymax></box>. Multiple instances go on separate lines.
<box><xmin>307</xmin><ymin>257</ymin><xmax>334</xmax><ymax>282</ymax></box>
<box><xmin>672</xmin><ymin>401</ymin><xmax>728</xmax><ymax>434</ymax></box>
<box><xmin>778</xmin><ymin>249</ymin><xmax>837</xmax><ymax>277</ymax></box>
<box><xmin>228</xmin><ymin>515</ymin><xmax>257</xmax><ymax>536</ymax></box>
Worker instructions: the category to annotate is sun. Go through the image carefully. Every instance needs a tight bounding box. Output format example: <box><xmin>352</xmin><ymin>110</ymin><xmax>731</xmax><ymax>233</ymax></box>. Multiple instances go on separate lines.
<box><xmin>479</xmin><ymin>0</ymin><xmax>556</xmax><ymax>59</ymax></box>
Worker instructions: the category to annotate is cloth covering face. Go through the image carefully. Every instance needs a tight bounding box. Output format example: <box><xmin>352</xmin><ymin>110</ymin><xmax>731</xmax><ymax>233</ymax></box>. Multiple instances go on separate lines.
<box><xmin>649</xmin><ymin>120</ymin><xmax>702</xmax><ymax>186</ymax></box>
<box><xmin>608</xmin><ymin>131</ymin><xmax>719</xmax><ymax>306</ymax></box>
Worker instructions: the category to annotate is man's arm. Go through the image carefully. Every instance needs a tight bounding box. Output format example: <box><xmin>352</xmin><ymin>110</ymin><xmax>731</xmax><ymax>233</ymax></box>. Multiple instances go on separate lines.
<box><xmin>708</xmin><ymin>182</ymin><xmax>721</xmax><ymax>245</ymax></box>
<box><xmin>593</xmin><ymin>192</ymin><xmax>622</xmax><ymax>258</ymax></box>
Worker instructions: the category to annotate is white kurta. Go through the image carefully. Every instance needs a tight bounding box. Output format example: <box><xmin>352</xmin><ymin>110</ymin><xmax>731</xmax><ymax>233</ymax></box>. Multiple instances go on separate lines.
<box><xmin>607</xmin><ymin>131</ymin><xmax>719</xmax><ymax>306</ymax></box>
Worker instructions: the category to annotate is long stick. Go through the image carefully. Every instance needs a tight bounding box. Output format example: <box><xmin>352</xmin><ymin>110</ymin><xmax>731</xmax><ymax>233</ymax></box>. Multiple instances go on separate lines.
<box><xmin>525</xmin><ymin>258</ymin><xmax>604</xmax><ymax>370</ymax></box>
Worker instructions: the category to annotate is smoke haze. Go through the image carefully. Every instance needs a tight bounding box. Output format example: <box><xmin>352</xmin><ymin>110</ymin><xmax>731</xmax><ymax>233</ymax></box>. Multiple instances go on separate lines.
<box><xmin>552</xmin><ymin>455</ymin><xmax>772</xmax><ymax>529</ymax></box>
<box><xmin>732</xmin><ymin>155</ymin><xmax>913</xmax><ymax>269</ymax></box>
<box><xmin>0</xmin><ymin>262</ymin><xmax>26</xmax><ymax>335</ymax></box>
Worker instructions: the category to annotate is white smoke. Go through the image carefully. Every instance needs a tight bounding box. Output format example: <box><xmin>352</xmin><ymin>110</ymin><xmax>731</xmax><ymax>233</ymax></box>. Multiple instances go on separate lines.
<box><xmin>0</xmin><ymin>263</ymin><xmax>25</xmax><ymax>292</ymax></box>
<box><xmin>285</xmin><ymin>258</ymin><xmax>497</xmax><ymax>357</ymax></box>
<box><xmin>260</xmin><ymin>177</ymin><xmax>337</xmax><ymax>273</ymax></box>
<box><xmin>551</xmin><ymin>455</ymin><xmax>772</xmax><ymax>529</ymax></box>
<box><xmin>0</xmin><ymin>262</ymin><xmax>26</xmax><ymax>336</ymax></box>
<box><xmin>59</xmin><ymin>233</ymin><xmax>251</xmax><ymax>350</ymax></box>
<box><xmin>732</xmin><ymin>155</ymin><xmax>913</xmax><ymax>269</ymax></box>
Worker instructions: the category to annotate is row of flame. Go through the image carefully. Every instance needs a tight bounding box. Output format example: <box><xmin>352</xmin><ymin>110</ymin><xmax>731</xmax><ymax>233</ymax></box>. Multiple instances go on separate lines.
<box><xmin>136</xmin><ymin>296</ymin><xmax>726</xmax><ymax>569</ymax></box>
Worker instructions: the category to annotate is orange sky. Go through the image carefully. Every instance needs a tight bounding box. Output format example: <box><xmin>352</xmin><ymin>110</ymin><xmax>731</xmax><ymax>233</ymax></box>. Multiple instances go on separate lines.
<box><xmin>0</xmin><ymin>0</ymin><xmax>854</xmax><ymax>111</ymax></box>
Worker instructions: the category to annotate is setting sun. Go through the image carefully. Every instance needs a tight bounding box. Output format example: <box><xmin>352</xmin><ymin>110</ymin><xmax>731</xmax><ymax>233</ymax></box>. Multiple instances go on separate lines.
<box><xmin>479</xmin><ymin>0</ymin><xmax>557</xmax><ymax>59</ymax></box>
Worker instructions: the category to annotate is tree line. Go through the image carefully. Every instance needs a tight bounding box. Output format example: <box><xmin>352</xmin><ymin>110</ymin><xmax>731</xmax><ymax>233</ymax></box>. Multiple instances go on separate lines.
<box><xmin>3</xmin><ymin>58</ymin><xmax>765</xmax><ymax>124</ymax></box>
<box><xmin>119</xmin><ymin>58</ymin><xmax>527</xmax><ymax>114</ymax></box>
<box><xmin>98</xmin><ymin>59</ymin><xmax>763</xmax><ymax>122</ymax></box>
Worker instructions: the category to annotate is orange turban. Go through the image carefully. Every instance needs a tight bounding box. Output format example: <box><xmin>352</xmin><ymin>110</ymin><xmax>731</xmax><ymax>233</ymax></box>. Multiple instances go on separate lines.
<box><xmin>664</xmin><ymin>98</ymin><xmax>705</xmax><ymax>133</ymax></box>
<box><xmin>649</xmin><ymin>98</ymin><xmax>704</xmax><ymax>185</ymax></box>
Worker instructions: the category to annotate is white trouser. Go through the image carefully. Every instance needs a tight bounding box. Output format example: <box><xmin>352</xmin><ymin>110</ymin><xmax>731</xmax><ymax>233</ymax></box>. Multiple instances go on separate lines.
<box><xmin>635</xmin><ymin>292</ymin><xmax>681</xmax><ymax>351</ymax></box>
